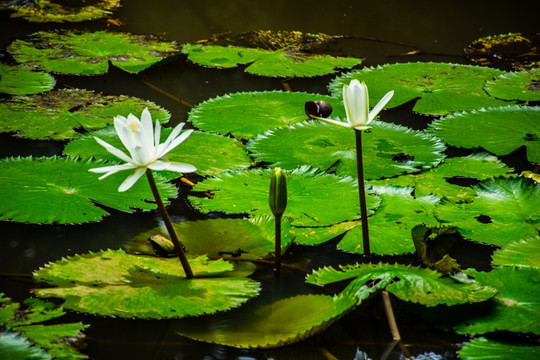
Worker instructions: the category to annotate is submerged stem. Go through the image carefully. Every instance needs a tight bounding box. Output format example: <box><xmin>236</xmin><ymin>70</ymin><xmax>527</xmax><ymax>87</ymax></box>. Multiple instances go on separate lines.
<box><xmin>355</xmin><ymin>130</ymin><xmax>371</xmax><ymax>257</ymax></box>
<box><xmin>381</xmin><ymin>290</ymin><xmax>401</xmax><ymax>341</ymax></box>
<box><xmin>274</xmin><ymin>214</ymin><xmax>282</xmax><ymax>273</ymax></box>
<box><xmin>145</xmin><ymin>169</ymin><xmax>194</xmax><ymax>279</ymax></box>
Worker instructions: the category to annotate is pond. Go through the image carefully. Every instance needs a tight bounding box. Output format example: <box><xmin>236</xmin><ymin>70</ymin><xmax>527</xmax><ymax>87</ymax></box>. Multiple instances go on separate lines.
<box><xmin>0</xmin><ymin>1</ymin><xmax>538</xmax><ymax>359</ymax></box>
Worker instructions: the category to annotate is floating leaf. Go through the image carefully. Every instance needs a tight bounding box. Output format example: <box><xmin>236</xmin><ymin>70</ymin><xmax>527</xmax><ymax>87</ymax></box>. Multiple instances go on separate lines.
<box><xmin>0</xmin><ymin>156</ymin><xmax>177</xmax><ymax>224</ymax></box>
<box><xmin>428</xmin><ymin>106</ymin><xmax>540</xmax><ymax>164</ymax></box>
<box><xmin>307</xmin><ymin>262</ymin><xmax>496</xmax><ymax>307</ymax></box>
<box><xmin>131</xmin><ymin>216</ymin><xmax>293</xmax><ymax>259</ymax></box>
<box><xmin>454</xmin><ymin>267</ymin><xmax>540</xmax><ymax>335</ymax></box>
<box><xmin>65</xmin><ymin>126</ymin><xmax>251</xmax><ymax>177</ymax></box>
<box><xmin>491</xmin><ymin>236</ymin><xmax>540</xmax><ymax>269</ymax></box>
<box><xmin>176</xmin><ymin>291</ymin><xmax>357</xmax><ymax>348</ymax></box>
<box><xmin>465</xmin><ymin>33</ymin><xmax>540</xmax><ymax>71</ymax></box>
<box><xmin>459</xmin><ymin>337</ymin><xmax>540</xmax><ymax>360</ymax></box>
<box><xmin>7</xmin><ymin>30</ymin><xmax>180</xmax><ymax>75</ymax></box>
<box><xmin>189</xmin><ymin>166</ymin><xmax>380</xmax><ymax>227</ymax></box>
<box><xmin>188</xmin><ymin>91</ymin><xmax>345</xmax><ymax>140</ymax></box>
<box><xmin>0</xmin><ymin>64</ymin><xmax>55</xmax><ymax>95</ymax></box>
<box><xmin>247</xmin><ymin>121</ymin><xmax>446</xmax><ymax>180</ymax></box>
<box><xmin>411</xmin><ymin>224</ymin><xmax>461</xmax><ymax>273</ymax></box>
<box><xmin>0</xmin><ymin>332</ymin><xmax>51</xmax><ymax>360</ymax></box>
<box><xmin>0</xmin><ymin>89</ymin><xmax>170</xmax><ymax>140</ymax></box>
<box><xmin>338</xmin><ymin>186</ymin><xmax>440</xmax><ymax>255</ymax></box>
<box><xmin>290</xmin><ymin>220</ymin><xmax>360</xmax><ymax>246</ymax></box>
<box><xmin>370</xmin><ymin>153</ymin><xmax>514</xmax><ymax>202</ymax></box>
<box><xmin>485</xmin><ymin>68</ymin><xmax>540</xmax><ymax>101</ymax></box>
<box><xmin>434</xmin><ymin>177</ymin><xmax>539</xmax><ymax>247</ymax></box>
<box><xmin>33</xmin><ymin>249</ymin><xmax>260</xmax><ymax>319</ymax></box>
<box><xmin>1</xmin><ymin>295</ymin><xmax>87</xmax><ymax>359</ymax></box>
<box><xmin>3</xmin><ymin>0</ymin><xmax>121</xmax><ymax>23</ymax></box>
<box><xmin>329</xmin><ymin>62</ymin><xmax>510</xmax><ymax>115</ymax></box>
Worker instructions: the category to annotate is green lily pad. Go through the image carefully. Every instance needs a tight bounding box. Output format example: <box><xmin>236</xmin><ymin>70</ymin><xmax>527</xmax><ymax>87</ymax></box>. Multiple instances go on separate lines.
<box><xmin>370</xmin><ymin>153</ymin><xmax>514</xmax><ymax>202</ymax></box>
<box><xmin>64</xmin><ymin>127</ymin><xmax>252</xmax><ymax>177</ymax></box>
<box><xmin>176</xmin><ymin>290</ymin><xmax>357</xmax><ymax>348</ymax></box>
<box><xmin>0</xmin><ymin>333</ymin><xmax>51</xmax><ymax>360</ymax></box>
<box><xmin>0</xmin><ymin>89</ymin><xmax>170</xmax><ymax>140</ymax></box>
<box><xmin>0</xmin><ymin>64</ymin><xmax>55</xmax><ymax>95</ymax></box>
<box><xmin>247</xmin><ymin>121</ymin><xmax>446</xmax><ymax>180</ymax></box>
<box><xmin>465</xmin><ymin>33</ymin><xmax>540</xmax><ymax>71</ymax></box>
<box><xmin>338</xmin><ymin>186</ymin><xmax>440</xmax><ymax>255</ymax></box>
<box><xmin>0</xmin><ymin>156</ymin><xmax>177</xmax><ymax>224</ymax></box>
<box><xmin>459</xmin><ymin>337</ymin><xmax>540</xmax><ymax>360</ymax></box>
<box><xmin>290</xmin><ymin>220</ymin><xmax>360</xmax><ymax>246</ymax></box>
<box><xmin>412</xmin><ymin>224</ymin><xmax>461</xmax><ymax>273</ymax></box>
<box><xmin>4</xmin><ymin>0</ymin><xmax>121</xmax><ymax>23</ymax></box>
<box><xmin>428</xmin><ymin>106</ymin><xmax>540</xmax><ymax>164</ymax></box>
<box><xmin>189</xmin><ymin>166</ymin><xmax>381</xmax><ymax>227</ymax></box>
<box><xmin>33</xmin><ymin>249</ymin><xmax>261</xmax><ymax>319</ymax></box>
<box><xmin>454</xmin><ymin>267</ymin><xmax>540</xmax><ymax>335</ymax></box>
<box><xmin>7</xmin><ymin>30</ymin><xmax>180</xmax><ymax>75</ymax></box>
<box><xmin>181</xmin><ymin>30</ymin><xmax>361</xmax><ymax>77</ymax></box>
<box><xmin>187</xmin><ymin>91</ymin><xmax>345</xmax><ymax>140</ymax></box>
<box><xmin>1</xmin><ymin>294</ymin><xmax>88</xmax><ymax>359</ymax></box>
<box><xmin>434</xmin><ymin>177</ymin><xmax>539</xmax><ymax>247</ymax></box>
<box><xmin>307</xmin><ymin>262</ymin><xmax>497</xmax><ymax>307</ymax></box>
<box><xmin>485</xmin><ymin>68</ymin><xmax>540</xmax><ymax>101</ymax></box>
<box><xmin>491</xmin><ymin>236</ymin><xmax>540</xmax><ymax>269</ymax></box>
<box><xmin>329</xmin><ymin>62</ymin><xmax>510</xmax><ymax>115</ymax></box>
<box><xmin>131</xmin><ymin>216</ymin><xmax>293</xmax><ymax>259</ymax></box>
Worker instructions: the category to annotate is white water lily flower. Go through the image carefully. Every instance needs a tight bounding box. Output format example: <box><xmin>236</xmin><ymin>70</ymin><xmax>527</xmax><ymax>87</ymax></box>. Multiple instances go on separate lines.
<box><xmin>89</xmin><ymin>108</ymin><xmax>196</xmax><ymax>192</ymax></box>
<box><xmin>318</xmin><ymin>79</ymin><xmax>394</xmax><ymax>131</ymax></box>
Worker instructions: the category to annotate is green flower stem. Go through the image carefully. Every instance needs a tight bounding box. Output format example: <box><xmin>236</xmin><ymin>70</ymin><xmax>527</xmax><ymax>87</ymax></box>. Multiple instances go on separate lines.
<box><xmin>274</xmin><ymin>214</ymin><xmax>282</xmax><ymax>273</ymax></box>
<box><xmin>145</xmin><ymin>169</ymin><xmax>194</xmax><ymax>279</ymax></box>
<box><xmin>355</xmin><ymin>129</ymin><xmax>371</xmax><ymax>257</ymax></box>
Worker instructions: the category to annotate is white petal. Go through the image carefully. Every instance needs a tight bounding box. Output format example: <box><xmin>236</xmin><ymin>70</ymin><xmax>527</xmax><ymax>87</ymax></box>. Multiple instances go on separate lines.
<box><xmin>94</xmin><ymin>137</ymin><xmax>134</xmax><ymax>164</ymax></box>
<box><xmin>316</xmin><ymin>117</ymin><xmax>353</xmax><ymax>128</ymax></box>
<box><xmin>158</xmin><ymin>123</ymin><xmax>185</xmax><ymax>157</ymax></box>
<box><xmin>368</xmin><ymin>90</ymin><xmax>394</xmax><ymax>123</ymax></box>
<box><xmin>118</xmin><ymin>168</ymin><xmax>147</xmax><ymax>192</ymax></box>
<box><xmin>154</xmin><ymin>119</ymin><xmax>161</xmax><ymax>150</ymax></box>
<box><xmin>158</xmin><ymin>129</ymin><xmax>192</xmax><ymax>158</ymax></box>
<box><xmin>89</xmin><ymin>163</ymin><xmax>135</xmax><ymax>173</ymax></box>
<box><xmin>139</xmin><ymin>108</ymin><xmax>155</xmax><ymax>149</ymax></box>
<box><xmin>147</xmin><ymin>160</ymin><xmax>171</xmax><ymax>171</ymax></box>
<box><xmin>150</xmin><ymin>161</ymin><xmax>196</xmax><ymax>173</ymax></box>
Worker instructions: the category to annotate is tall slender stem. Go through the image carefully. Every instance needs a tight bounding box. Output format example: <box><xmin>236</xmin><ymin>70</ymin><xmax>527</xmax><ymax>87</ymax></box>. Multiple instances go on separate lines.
<box><xmin>355</xmin><ymin>129</ymin><xmax>371</xmax><ymax>257</ymax></box>
<box><xmin>274</xmin><ymin>214</ymin><xmax>282</xmax><ymax>273</ymax></box>
<box><xmin>146</xmin><ymin>169</ymin><xmax>194</xmax><ymax>279</ymax></box>
<box><xmin>381</xmin><ymin>290</ymin><xmax>401</xmax><ymax>341</ymax></box>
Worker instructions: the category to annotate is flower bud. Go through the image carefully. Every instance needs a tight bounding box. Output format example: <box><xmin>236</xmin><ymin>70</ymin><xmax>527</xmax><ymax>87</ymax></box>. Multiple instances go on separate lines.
<box><xmin>269</xmin><ymin>168</ymin><xmax>287</xmax><ymax>217</ymax></box>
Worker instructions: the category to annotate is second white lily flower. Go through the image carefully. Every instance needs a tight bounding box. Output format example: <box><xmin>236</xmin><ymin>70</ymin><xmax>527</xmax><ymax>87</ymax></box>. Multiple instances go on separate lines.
<box><xmin>89</xmin><ymin>108</ymin><xmax>196</xmax><ymax>192</ymax></box>
<box><xmin>318</xmin><ymin>79</ymin><xmax>394</xmax><ymax>131</ymax></box>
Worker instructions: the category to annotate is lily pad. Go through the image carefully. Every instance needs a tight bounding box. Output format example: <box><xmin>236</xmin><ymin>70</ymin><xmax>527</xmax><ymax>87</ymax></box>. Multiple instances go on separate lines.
<box><xmin>0</xmin><ymin>332</ymin><xmax>51</xmax><ymax>360</ymax></box>
<box><xmin>459</xmin><ymin>337</ymin><xmax>540</xmax><ymax>360</ymax></box>
<box><xmin>33</xmin><ymin>249</ymin><xmax>261</xmax><ymax>319</ymax></box>
<box><xmin>176</xmin><ymin>288</ymin><xmax>358</xmax><ymax>348</ymax></box>
<box><xmin>247</xmin><ymin>121</ymin><xmax>446</xmax><ymax>180</ymax></box>
<box><xmin>370</xmin><ymin>153</ymin><xmax>514</xmax><ymax>202</ymax></box>
<box><xmin>434</xmin><ymin>177</ymin><xmax>539</xmax><ymax>247</ymax></box>
<box><xmin>1</xmin><ymin>294</ymin><xmax>88</xmax><ymax>359</ymax></box>
<box><xmin>181</xmin><ymin>30</ymin><xmax>361</xmax><ymax>77</ymax></box>
<box><xmin>0</xmin><ymin>89</ymin><xmax>170</xmax><ymax>140</ymax></box>
<box><xmin>3</xmin><ymin>0</ymin><xmax>121</xmax><ymax>23</ymax></box>
<box><xmin>465</xmin><ymin>33</ymin><xmax>540</xmax><ymax>71</ymax></box>
<box><xmin>428</xmin><ymin>106</ymin><xmax>540</xmax><ymax>164</ymax></box>
<box><xmin>131</xmin><ymin>216</ymin><xmax>293</xmax><ymax>259</ymax></box>
<box><xmin>0</xmin><ymin>156</ymin><xmax>177</xmax><ymax>224</ymax></box>
<box><xmin>338</xmin><ymin>187</ymin><xmax>440</xmax><ymax>255</ymax></box>
<box><xmin>290</xmin><ymin>220</ymin><xmax>360</xmax><ymax>246</ymax></box>
<box><xmin>454</xmin><ymin>267</ymin><xmax>540</xmax><ymax>335</ymax></box>
<box><xmin>485</xmin><ymin>68</ymin><xmax>540</xmax><ymax>101</ymax></box>
<box><xmin>307</xmin><ymin>262</ymin><xmax>497</xmax><ymax>307</ymax></box>
<box><xmin>412</xmin><ymin>224</ymin><xmax>461</xmax><ymax>273</ymax></box>
<box><xmin>0</xmin><ymin>64</ymin><xmax>55</xmax><ymax>95</ymax></box>
<box><xmin>65</xmin><ymin>126</ymin><xmax>251</xmax><ymax>177</ymax></box>
<box><xmin>329</xmin><ymin>62</ymin><xmax>510</xmax><ymax>115</ymax></box>
<box><xmin>491</xmin><ymin>236</ymin><xmax>540</xmax><ymax>269</ymax></box>
<box><xmin>187</xmin><ymin>91</ymin><xmax>345</xmax><ymax>140</ymax></box>
<box><xmin>189</xmin><ymin>166</ymin><xmax>381</xmax><ymax>227</ymax></box>
<box><xmin>7</xmin><ymin>30</ymin><xmax>180</xmax><ymax>75</ymax></box>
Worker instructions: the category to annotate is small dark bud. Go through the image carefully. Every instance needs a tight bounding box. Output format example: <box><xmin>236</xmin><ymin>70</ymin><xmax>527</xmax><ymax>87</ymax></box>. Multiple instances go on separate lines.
<box><xmin>305</xmin><ymin>100</ymin><xmax>333</xmax><ymax>119</ymax></box>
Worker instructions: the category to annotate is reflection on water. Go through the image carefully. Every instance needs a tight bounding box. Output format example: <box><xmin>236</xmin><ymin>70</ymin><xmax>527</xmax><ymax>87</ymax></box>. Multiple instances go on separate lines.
<box><xmin>0</xmin><ymin>0</ymin><xmax>537</xmax><ymax>359</ymax></box>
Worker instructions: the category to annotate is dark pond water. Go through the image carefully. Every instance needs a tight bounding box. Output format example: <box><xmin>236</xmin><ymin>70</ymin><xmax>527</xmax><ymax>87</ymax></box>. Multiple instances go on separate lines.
<box><xmin>0</xmin><ymin>1</ymin><xmax>538</xmax><ymax>359</ymax></box>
